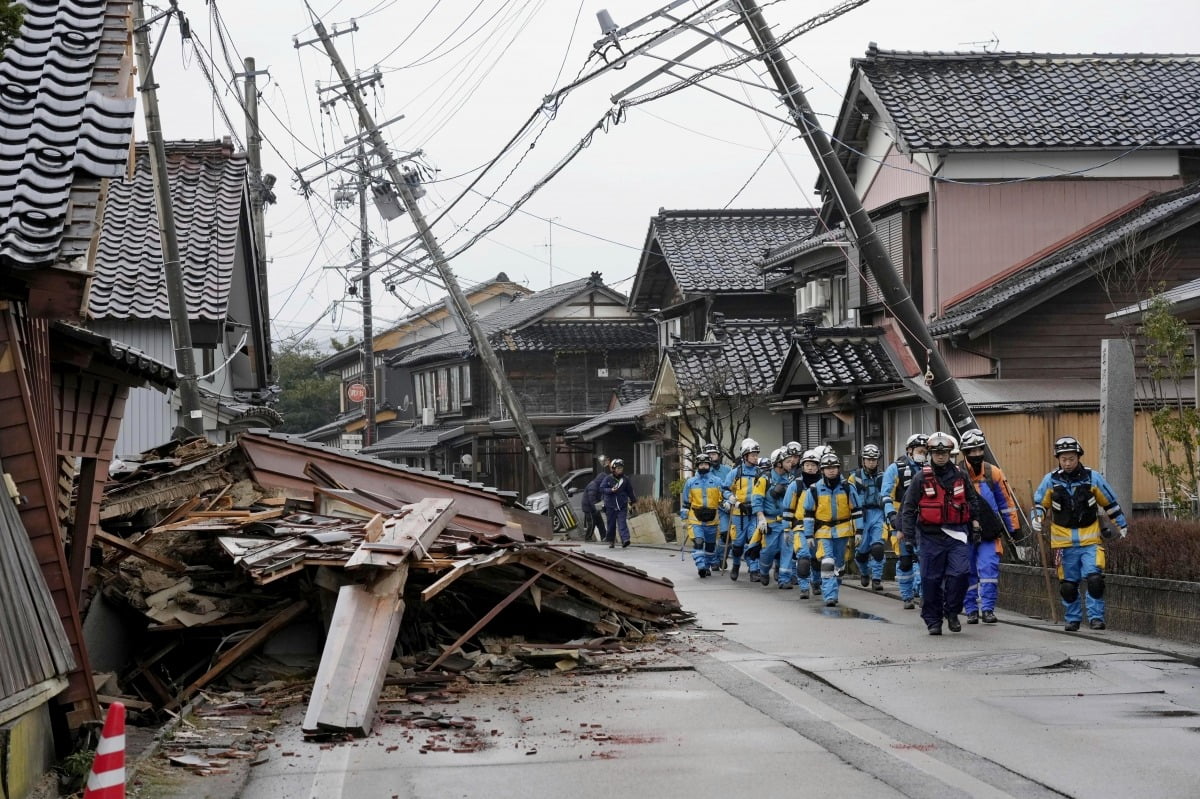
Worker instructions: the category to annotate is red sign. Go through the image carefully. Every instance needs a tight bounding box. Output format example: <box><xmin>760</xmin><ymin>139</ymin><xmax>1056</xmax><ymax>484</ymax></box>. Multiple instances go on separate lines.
<box><xmin>346</xmin><ymin>382</ymin><xmax>367</xmax><ymax>403</ymax></box>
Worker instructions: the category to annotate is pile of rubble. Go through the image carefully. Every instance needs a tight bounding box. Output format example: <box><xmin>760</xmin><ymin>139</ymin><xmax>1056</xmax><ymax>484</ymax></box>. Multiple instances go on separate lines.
<box><xmin>89</xmin><ymin>432</ymin><xmax>687</xmax><ymax>738</ymax></box>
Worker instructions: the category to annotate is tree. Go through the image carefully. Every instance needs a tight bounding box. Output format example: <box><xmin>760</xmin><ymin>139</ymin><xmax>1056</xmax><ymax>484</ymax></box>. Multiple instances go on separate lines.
<box><xmin>1139</xmin><ymin>291</ymin><xmax>1200</xmax><ymax>517</ymax></box>
<box><xmin>273</xmin><ymin>341</ymin><xmax>342</xmax><ymax>434</ymax></box>
<box><xmin>0</xmin><ymin>1</ymin><xmax>23</xmax><ymax>54</ymax></box>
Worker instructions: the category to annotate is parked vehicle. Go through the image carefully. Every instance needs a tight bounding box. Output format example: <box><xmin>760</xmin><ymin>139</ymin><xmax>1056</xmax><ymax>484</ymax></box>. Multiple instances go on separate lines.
<box><xmin>523</xmin><ymin>468</ymin><xmax>594</xmax><ymax>531</ymax></box>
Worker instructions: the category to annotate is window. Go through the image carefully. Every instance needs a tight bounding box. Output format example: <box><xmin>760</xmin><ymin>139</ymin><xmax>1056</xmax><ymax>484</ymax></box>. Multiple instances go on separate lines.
<box><xmin>635</xmin><ymin>440</ymin><xmax>660</xmax><ymax>477</ymax></box>
<box><xmin>435</xmin><ymin>368</ymin><xmax>449</xmax><ymax>412</ymax></box>
<box><xmin>890</xmin><ymin>405</ymin><xmax>937</xmax><ymax>456</ymax></box>
<box><xmin>449</xmin><ymin>366</ymin><xmax>460</xmax><ymax>411</ymax></box>
<box><xmin>460</xmin><ymin>364</ymin><xmax>472</xmax><ymax>406</ymax></box>
<box><xmin>417</xmin><ymin>363</ymin><xmax>473</xmax><ymax>416</ymax></box>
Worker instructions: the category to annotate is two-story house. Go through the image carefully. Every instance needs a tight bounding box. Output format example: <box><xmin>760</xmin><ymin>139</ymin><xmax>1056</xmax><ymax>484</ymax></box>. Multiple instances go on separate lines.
<box><xmin>764</xmin><ymin>46</ymin><xmax>1200</xmax><ymax>505</ymax></box>
<box><xmin>305</xmin><ymin>272</ymin><xmax>529</xmax><ymax>450</ymax></box>
<box><xmin>87</xmin><ymin>140</ymin><xmax>277</xmax><ymax>457</ymax></box>
<box><xmin>365</xmin><ymin>273</ymin><xmax>656</xmax><ymax>499</ymax></box>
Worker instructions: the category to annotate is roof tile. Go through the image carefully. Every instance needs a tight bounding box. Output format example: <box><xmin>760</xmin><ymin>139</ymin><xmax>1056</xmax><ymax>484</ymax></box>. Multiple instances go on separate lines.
<box><xmin>859</xmin><ymin>48</ymin><xmax>1200</xmax><ymax>151</ymax></box>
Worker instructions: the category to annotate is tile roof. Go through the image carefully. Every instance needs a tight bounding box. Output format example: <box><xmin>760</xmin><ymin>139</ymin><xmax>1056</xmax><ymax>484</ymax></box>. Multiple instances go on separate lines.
<box><xmin>758</xmin><ymin>226</ymin><xmax>850</xmax><ymax>270</ymax></box>
<box><xmin>0</xmin><ymin>0</ymin><xmax>136</xmax><ymax>271</ymax></box>
<box><xmin>930</xmin><ymin>181</ymin><xmax>1200</xmax><ymax>338</ymax></box>
<box><xmin>301</xmin><ymin>410</ymin><xmax>365</xmax><ymax>441</ymax></box>
<box><xmin>615</xmin><ymin>380</ymin><xmax>652</xmax><ymax>405</ymax></box>
<box><xmin>857</xmin><ymin>47</ymin><xmax>1200</xmax><ymax>151</ymax></box>
<box><xmin>564</xmin><ymin>395</ymin><xmax>651</xmax><ymax>438</ymax></box>
<box><xmin>399</xmin><ymin>273</ymin><xmax>629</xmax><ymax>366</ymax></box>
<box><xmin>360</xmin><ymin>420</ymin><xmax>483</xmax><ymax>456</ymax></box>
<box><xmin>89</xmin><ymin>141</ymin><xmax>249</xmax><ymax>321</ymax></box>
<box><xmin>652</xmin><ymin>209</ymin><xmax>818</xmax><ymax>292</ymax></box>
<box><xmin>492</xmin><ymin>320</ymin><xmax>656</xmax><ymax>352</ymax></box>
<box><xmin>199</xmin><ymin>387</ymin><xmax>283</xmax><ymax>429</ymax></box>
<box><xmin>793</xmin><ymin>326</ymin><xmax>901</xmax><ymax>390</ymax></box>
<box><xmin>666</xmin><ymin>318</ymin><xmax>802</xmax><ymax>396</ymax></box>
<box><xmin>52</xmin><ymin>322</ymin><xmax>177</xmax><ymax>387</ymax></box>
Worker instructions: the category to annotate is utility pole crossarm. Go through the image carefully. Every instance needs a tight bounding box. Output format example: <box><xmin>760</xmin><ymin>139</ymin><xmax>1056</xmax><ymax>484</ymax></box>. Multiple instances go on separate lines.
<box><xmin>733</xmin><ymin>0</ymin><xmax>980</xmax><ymax>437</ymax></box>
<box><xmin>306</xmin><ymin>17</ymin><xmax>577</xmax><ymax>533</ymax></box>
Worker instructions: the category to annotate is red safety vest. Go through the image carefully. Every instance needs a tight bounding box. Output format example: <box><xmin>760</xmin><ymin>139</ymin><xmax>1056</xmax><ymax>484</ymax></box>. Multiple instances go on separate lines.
<box><xmin>918</xmin><ymin>466</ymin><xmax>971</xmax><ymax>526</ymax></box>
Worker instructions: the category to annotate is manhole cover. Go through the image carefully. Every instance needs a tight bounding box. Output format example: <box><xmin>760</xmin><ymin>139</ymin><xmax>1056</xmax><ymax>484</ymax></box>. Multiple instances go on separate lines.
<box><xmin>942</xmin><ymin>649</ymin><xmax>1073</xmax><ymax>673</ymax></box>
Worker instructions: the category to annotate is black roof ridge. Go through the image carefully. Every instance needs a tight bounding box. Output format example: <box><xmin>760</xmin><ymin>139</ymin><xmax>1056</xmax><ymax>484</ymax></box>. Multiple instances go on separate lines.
<box><xmin>655</xmin><ymin>207</ymin><xmax>817</xmax><ymax>219</ymax></box>
<box><xmin>862</xmin><ymin>45</ymin><xmax>1200</xmax><ymax>62</ymax></box>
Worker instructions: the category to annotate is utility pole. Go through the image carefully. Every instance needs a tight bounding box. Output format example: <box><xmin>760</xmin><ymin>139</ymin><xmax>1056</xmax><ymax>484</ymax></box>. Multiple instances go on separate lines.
<box><xmin>241</xmin><ymin>56</ymin><xmax>274</xmax><ymax>378</ymax></box>
<box><xmin>357</xmin><ymin>144</ymin><xmax>376</xmax><ymax>447</ymax></box>
<box><xmin>734</xmin><ymin>0</ymin><xmax>981</xmax><ymax>437</ymax></box>
<box><xmin>133</xmin><ymin>0</ymin><xmax>204</xmax><ymax>437</ymax></box>
<box><xmin>304</xmin><ymin>16</ymin><xmax>577</xmax><ymax>532</ymax></box>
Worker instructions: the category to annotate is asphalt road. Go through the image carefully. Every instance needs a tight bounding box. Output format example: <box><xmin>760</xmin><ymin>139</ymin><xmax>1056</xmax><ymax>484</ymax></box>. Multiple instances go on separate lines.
<box><xmin>233</xmin><ymin>543</ymin><xmax>1200</xmax><ymax>799</ymax></box>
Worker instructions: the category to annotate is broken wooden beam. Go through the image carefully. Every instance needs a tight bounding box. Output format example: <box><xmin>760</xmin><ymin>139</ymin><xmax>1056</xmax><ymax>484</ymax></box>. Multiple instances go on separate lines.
<box><xmin>95</xmin><ymin>530</ymin><xmax>187</xmax><ymax>574</ymax></box>
<box><xmin>303</xmin><ymin>499</ymin><xmax>455</xmax><ymax>737</ymax></box>
<box><xmin>166</xmin><ymin>600</ymin><xmax>308</xmax><ymax>711</ymax></box>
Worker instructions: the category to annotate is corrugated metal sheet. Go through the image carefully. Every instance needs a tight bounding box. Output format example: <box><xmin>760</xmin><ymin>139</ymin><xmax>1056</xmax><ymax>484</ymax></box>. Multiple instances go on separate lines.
<box><xmin>935</xmin><ymin>179</ymin><xmax>1180</xmax><ymax>310</ymax></box>
<box><xmin>89</xmin><ymin>322</ymin><xmax>176</xmax><ymax>457</ymax></box>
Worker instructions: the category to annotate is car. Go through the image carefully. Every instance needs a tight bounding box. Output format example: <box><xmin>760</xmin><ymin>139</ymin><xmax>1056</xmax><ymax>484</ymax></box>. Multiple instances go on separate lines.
<box><xmin>523</xmin><ymin>468</ymin><xmax>595</xmax><ymax>531</ymax></box>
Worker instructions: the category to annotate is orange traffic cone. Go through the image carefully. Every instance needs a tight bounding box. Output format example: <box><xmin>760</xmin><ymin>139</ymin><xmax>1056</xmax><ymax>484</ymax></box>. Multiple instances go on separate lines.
<box><xmin>82</xmin><ymin>702</ymin><xmax>125</xmax><ymax>799</ymax></box>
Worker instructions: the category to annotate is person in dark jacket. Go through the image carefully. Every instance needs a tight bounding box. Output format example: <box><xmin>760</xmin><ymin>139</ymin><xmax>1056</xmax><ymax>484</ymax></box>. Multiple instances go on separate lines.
<box><xmin>581</xmin><ymin>460</ymin><xmax>609</xmax><ymax>542</ymax></box>
<box><xmin>601</xmin><ymin>458</ymin><xmax>637</xmax><ymax>548</ymax></box>
<box><xmin>900</xmin><ymin>431</ymin><xmax>994</xmax><ymax>636</ymax></box>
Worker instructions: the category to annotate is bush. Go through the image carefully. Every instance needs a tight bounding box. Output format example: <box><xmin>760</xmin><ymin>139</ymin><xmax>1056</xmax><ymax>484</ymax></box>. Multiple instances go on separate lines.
<box><xmin>633</xmin><ymin>497</ymin><xmax>676</xmax><ymax>541</ymax></box>
<box><xmin>1104</xmin><ymin>517</ymin><xmax>1200</xmax><ymax>582</ymax></box>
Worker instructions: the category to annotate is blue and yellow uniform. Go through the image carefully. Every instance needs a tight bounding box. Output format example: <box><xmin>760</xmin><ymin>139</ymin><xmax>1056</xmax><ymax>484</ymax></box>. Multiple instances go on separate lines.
<box><xmin>783</xmin><ymin>478</ymin><xmax>815</xmax><ymax>595</ymax></box>
<box><xmin>723</xmin><ymin>458</ymin><xmax>767</xmax><ymax>580</ymax></box>
<box><xmin>802</xmin><ymin>475</ymin><xmax>863</xmax><ymax>605</ymax></box>
<box><xmin>710</xmin><ymin>459</ymin><xmax>733</xmax><ymax>538</ymax></box>
<box><xmin>881</xmin><ymin>455</ymin><xmax>923</xmax><ymax>604</ymax></box>
<box><xmin>1034</xmin><ymin>461</ymin><xmax>1127</xmax><ymax>628</ymax></box>
<box><xmin>681</xmin><ymin>466</ymin><xmax>725</xmax><ymax>577</ymax></box>
<box><xmin>963</xmin><ymin>459</ymin><xmax>1017</xmax><ymax>620</ymax></box>
<box><xmin>752</xmin><ymin>459</ymin><xmax>794</xmax><ymax>588</ymax></box>
<box><xmin>848</xmin><ymin>461</ymin><xmax>887</xmax><ymax>587</ymax></box>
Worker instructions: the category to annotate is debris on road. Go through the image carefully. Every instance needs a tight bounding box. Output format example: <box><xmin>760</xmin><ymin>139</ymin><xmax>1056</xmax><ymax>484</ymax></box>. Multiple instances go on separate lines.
<box><xmin>91</xmin><ymin>432</ymin><xmax>688</xmax><ymax>742</ymax></box>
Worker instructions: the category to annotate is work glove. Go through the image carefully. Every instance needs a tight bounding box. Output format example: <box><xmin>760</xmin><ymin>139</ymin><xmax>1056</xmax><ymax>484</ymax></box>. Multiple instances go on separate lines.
<box><xmin>854</xmin><ymin>533</ymin><xmax>862</xmax><ymax>549</ymax></box>
<box><xmin>770</xmin><ymin>483</ymin><xmax>786</xmax><ymax>499</ymax></box>
<box><xmin>755</xmin><ymin>517</ymin><xmax>767</xmax><ymax>533</ymax></box>
<box><xmin>1119</xmin><ymin>526</ymin><xmax>1128</xmax><ymax>539</ymax></box>
<box><xmin>594</xmin><ymin>502</ymin><xmax>605</xmax><ymax>513</ymax></box>
<box><xmin>739</xmin><ymin>502</ymin><xmax>753</xmax><ymax>516</ymax></box>
<box><xmin>1031</xmin><ymin>516</ymin><xmax>1042</xmax><ymax>533</ymax></box>
<box><xmin>680</xmin><ymin>509</ymin><xmax>689</xmax><ymax>521</ymax></box>
<box><xmin>720</xmin><ymin>499</ymin><xmax>733</xmax><ymax>514</ymax></box>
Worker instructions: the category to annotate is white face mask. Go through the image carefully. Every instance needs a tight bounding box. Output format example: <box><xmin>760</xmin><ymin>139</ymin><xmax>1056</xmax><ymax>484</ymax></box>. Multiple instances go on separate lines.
<box><xmin>911</xmin><ymin>451</ymin><xmax>928</xmax><ymax>464</ymax></box>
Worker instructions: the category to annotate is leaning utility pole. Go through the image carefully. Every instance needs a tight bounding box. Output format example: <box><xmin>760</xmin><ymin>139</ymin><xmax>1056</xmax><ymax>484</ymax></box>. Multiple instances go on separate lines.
<box><xmin>303</xmin><ymin>16</ymin><xmax>576</xmax><ymax>531</ymax></box>
<box><xmin>241</xmin><ymin>56</ymin><xmax>276</xmax><ymax>384</ymax></box>
<box><xmin>734</xmin><ymin>0</ymin><xmax>981</xmax><ymax>436</ymax></box>
<box><xmin>357</xmin><ymin>144</ymin><xmax>376</xmax><ymax>447</ymax></box>
<box><xmin>133</xmin><ymin>0</ymin><xmax>204</xmax><ymax>437</ymax></box>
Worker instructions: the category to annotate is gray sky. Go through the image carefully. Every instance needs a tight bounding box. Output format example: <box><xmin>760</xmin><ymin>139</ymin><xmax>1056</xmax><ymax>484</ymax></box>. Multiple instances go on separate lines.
<box><xmin>145</xmin><ymin>0</ymin><xmax>1200</xmax><ymax>348</ymax></box>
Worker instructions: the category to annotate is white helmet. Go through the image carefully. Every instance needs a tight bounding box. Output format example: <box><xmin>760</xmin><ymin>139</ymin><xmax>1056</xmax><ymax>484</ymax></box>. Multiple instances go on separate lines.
<box><xmin>738</xmin><ymin>438</ymin><xmax>760</xmax><ymax>457</ymax></box>
<box><xmin>960</xmin><ymin>428</ymin><xmax>986</xmax><ymax>451</ymax></box>
<box><xmin>785</xmin><ymin>441</ymin><xmax>803</xmax><ymax>458</ymax></box>
<box><xmin>861</xmin><ymin>443</ymin><xmax>881</xmax><ymax>460</ymax></box>
<box><xmin>801</xmin><ymin>449</ymin><xmax>819</xmax><ymax>465</ymax></box>
<box><xmin>770</xmin><ymin>447</ymin><xmax>787</xmax><ymax>465</ymax></box>
<box><xmin>926</xmin><ymin>432</ymin><xmax>958</xmax><ymax>453</ymax></box>
<box><xmin>818</xmin><ymin>452</ymin><xmax>840</xmax><ymax>469</ymax></box>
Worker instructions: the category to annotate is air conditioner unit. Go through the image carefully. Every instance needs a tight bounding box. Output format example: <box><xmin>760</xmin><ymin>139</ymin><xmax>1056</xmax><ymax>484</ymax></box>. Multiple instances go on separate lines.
<box><xmin>421</xmin><ymin>407</ymin><xmax>435</xmax><ymax>426</ymax></box>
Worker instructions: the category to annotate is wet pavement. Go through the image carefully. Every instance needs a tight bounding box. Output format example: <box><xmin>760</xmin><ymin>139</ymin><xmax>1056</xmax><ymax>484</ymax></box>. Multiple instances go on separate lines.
<box><xmin>137</xmin><ymin>542</ymin><xmax>1200</xmax><ymax>798</ymax></box>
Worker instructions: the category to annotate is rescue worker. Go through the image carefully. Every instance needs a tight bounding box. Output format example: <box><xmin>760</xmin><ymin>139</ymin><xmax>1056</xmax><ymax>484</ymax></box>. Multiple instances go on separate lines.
<box><xmin>882</xmin><ymin>433</ymin><xmax>928</xmax><ymax>609</ymax></box>
<box><xmin>785</xmin><ymin>441</ymin><xmax>805</xmax><ymax>481</ymax></box>
<box><xmin>681</xmin><ymin>452</ymin><xmax>724</xmax><ymax>577</ymax></box>
<box><xmin>722</xmin><ymin>438</ymin><xmax>767</xmax><ymax>581</ymax></box>
<box><xmin>802</xmin><ymin>452</ymin><xmax>863</xmax><ymax>607</ymax></box>
<box><xmin>705</xmin><ymin>442</ymin><xmax>733</xmax><ymax>569</ymax></box>
<box><xmin>959</xmin><ymin>428</ymin><xmax>1019</xmax><ymax>624</ymax></box>
<box><xmin>601</xmin><ymin>458</ymin><xmax>637</xmax><ymax>548</ymax></box>
<box><xmin>754</xmin><ymin>447</ymin><xmax>795</xmax><ymax>588</ymax></box>
<box><xmin>795</xmin><ymin>449</ymin><xmax>824</xmax><ymax>592</ymax></box>
<box><xmin>1032</xmin><ymin>436</ymin><xmax>1128</xmax><ymax>632</ymax></box>
<box><xmin>782</xmin><ymin>472</ymin><xmax>814</xmax><ymax>598</ymax></box>
<box><xmin>900</xmin><ymin>432</ymin><xmax>989</xmax><ymax>635</ymax></box>
<box><xmin>581</xmin><ymin>459</ymin><xmax>610</xmax><ymax>542</ymax></box>
<box><xmin>848</xmin><ymin>444</ymin><xmax>887</xmax><ymax>591</ymax></box>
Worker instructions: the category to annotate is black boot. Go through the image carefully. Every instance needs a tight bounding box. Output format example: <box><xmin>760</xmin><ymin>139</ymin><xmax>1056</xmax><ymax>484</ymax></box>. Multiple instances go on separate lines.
<box><xmin>946</xmin><ymin>614</ymin><xmax>962</xmax><ymax>633</ymax></box>
<box><xmin>730</xmin><ymin>563</ymin><xmax>740</xmax><ymax>581</ymax></box>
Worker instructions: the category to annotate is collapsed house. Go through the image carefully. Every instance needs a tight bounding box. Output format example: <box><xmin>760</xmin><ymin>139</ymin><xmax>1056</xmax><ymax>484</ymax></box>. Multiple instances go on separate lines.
<box><xmin>90</xmin><ymin>431</ymin><xmax>687</xmax><ymax>737</ymax></box>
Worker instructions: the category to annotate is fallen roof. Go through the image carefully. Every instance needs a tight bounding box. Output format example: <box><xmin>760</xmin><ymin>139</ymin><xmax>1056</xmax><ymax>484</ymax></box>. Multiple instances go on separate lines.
<box><xmin>857</xmin><ymin>46</ymin><xmax>1200</xmax><ymax>151</ymax></box>
<box><xmin>0</xmin><ymin>0</ymin><xmax>136</xmax><ymax>271</ymax></box>
<box><xmin>361</xmin><ymin>418</ymin><xmax>490</xmax><ymax>457</ymax></box>
<box><xmin>564</xmin><ymin>395</ymin><xmax>652</xmax><ymax>440</ymax></box>
<box><xmin>89</xmin><ymin>141</ymin><xmax>250</xmax><ymax>321</ymax></box>
<box><xmin>930</xmin><ymin>181</ymin><xmax>1200</xmax><ymax>339</ymax></box>
<box><xmin>52</xmin><ymin>323</ymin><xmax>178</xmax><ymax>388</ymax></box>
